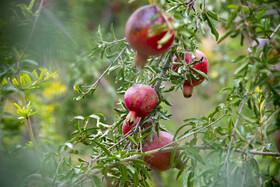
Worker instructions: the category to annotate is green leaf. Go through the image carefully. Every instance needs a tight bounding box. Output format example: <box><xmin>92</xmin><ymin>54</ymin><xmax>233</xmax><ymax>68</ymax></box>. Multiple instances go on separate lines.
<box><xmin>206</xmin><ymin>10</ymin><xmax>218</xmax><ymax>21</ymax></box>
<box><xmin>127</xmin><ymin>136</ymin><xmax>138</xmax><ymax>146</ymax></box>
<box><xmin>170</xmin><ymin>147</ymin><xmax>177</xmax><ymax>168</ymax></box>
<box><xmin>202</xmin><ymin>12</ymin><xmax>219</xmax><ymax>41</ymax></box>
<box><xmin>92</xmin><ymin>139</ymin><xmax>111</xmax><ymax>156</ymax></box>
<box><xmin>226</xmin><ymin>10</ymin><xmax>238</xmax><ymax>29</ymax></box>
<box><xmin>234</xmin><ymin>61</ymin><xmax>249</xmax><ymax>75</ymax></box>
<box><xmin>32</xmin><ymin>69</ymin><xmax>39</xmax><ymax>79</ymax></box>
<box><xmin>120</xmin><ymin>166</ymin><xmax>128</xmax><ymax>184</ymax></box>
<box><xmin>218</xmin><ymin>30</ymin><xmax>234</xmax><ymax>43</ymax></box>
<box><xmin>227</xmin><ymin>4</ymin><xmax>239</xmax><ymax>9</ymax></box>
<box><xmin>73</xmin><ymin>116</ymin><xmax>84</xmax><ymax>120</ymax></box>
<box><xmin>27</xmin><ymin>0</ymin><xmax>35</xmax><ymax>11</ymax></box>
<box><xmin>191</xmin><ymin>68</ymin><xmax>208</xmax><ymax>81</ymax></box>
<box><xmin>20</xmin><ymin>75</ymin><xmax>26</xmax><ymax>87</ymax></box>
<box><xmin>110</xmin><ymin>23</ymin><xmax>117</xmax><ymax>40</ymax></box>
<box><xmin>74</xmin><ymin>123</ymin><xmax>82</xmax><ymax>133</ymax></box>
<box><xmin>12</xmin><ymin>78</ymin><xmax>19</xmax><ymax>86</ymax></box>
<box><xmin>257</xmin><ymin>8</ymin><xmax>266</xmax><ymax>20</ymax></box>
<box><xmin>183</xmin><ymin>170</ymin><xmax>192</xmax><ymax>187</ymax></box>
<box><xmin>23</xmin><ymin>74</ymin><xmax>32</xmax><ymax>84</ymax></box>
<box><xmin>125</xmin><ymin>159</ymin><xmax>149</xmax><ymax>166</ymax></box>
<box><xmin>157</xmin><ymin>31</ymin><xmax>173</xmax><ymax>46</ymax></box>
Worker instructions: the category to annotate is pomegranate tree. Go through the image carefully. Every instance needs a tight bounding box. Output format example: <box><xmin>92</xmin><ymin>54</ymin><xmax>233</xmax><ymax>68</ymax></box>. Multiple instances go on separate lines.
<box><xmin>124</xmin><ymin>84</ymin><xmax>158</xmax><ymax>125</ymax></box>
<box><xmin>172</xmin><ymin>50</ymin><xmax>209</xmax><ymax>98</ymax></box>
<box><xmin>142</xmin><ymin>131</ymin><xmax>180</xmax><ymax>171</ymax></box>
<box><xmin>125</xmin><ymin>5</ymin><xmax>175</xmax><ymax>69</ymax></box>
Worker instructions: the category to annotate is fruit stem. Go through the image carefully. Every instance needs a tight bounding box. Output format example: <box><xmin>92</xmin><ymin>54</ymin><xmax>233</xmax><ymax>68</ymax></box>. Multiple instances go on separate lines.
<box><xmin>126</xmin><ymin>111</ymin><xmax>138</xmax><ymax>125</ymax></box>
<box><xmin>134</xmin><ymin>52</ymin><xmax>148</xmax><ymax>69</ymax></box>
<box><xmin>183</xmin><ymin>84</ymin><xmax>193</xmax><ymax>98</ymax></box>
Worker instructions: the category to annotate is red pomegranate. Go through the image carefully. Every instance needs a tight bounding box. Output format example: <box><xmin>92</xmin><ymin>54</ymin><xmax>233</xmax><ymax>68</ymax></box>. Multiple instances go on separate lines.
<box><xmin>276</xmin><ymin>130</ymin><xmax>280</xmax><ymax>153</ymax></box>
<box><xmin>142</xmin><ymin>131</ymin><xmax>180</xmax><ymax>171</ymax></box>
<box><xmin>172</xmin><ymin>50</ymin><xmax>209</xmax><ymax>98</ymax></box>
<box><xmin>124</xmin><ymin>84</ymin><xmax>158</xmax><ymax>125</ymax></box>
<box><xmin>122</xmin><ymin>117</ymin><xmax>156</xmax><ymax>135</ymax></box>
<box><xmin>125</xmin><ymin>5</ymin><xmax>176</xmax><ymax>69</ymax></box>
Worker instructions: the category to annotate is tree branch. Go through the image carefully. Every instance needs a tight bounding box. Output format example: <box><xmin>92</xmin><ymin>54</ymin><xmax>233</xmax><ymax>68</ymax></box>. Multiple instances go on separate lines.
<box><xmin>82</xmin><ymin>145</ymin><xmax>280</xmax><ymax>181</ymax></box>
<box><xmin>82</xmin><ymin>46</ymin><xmax>127</xmax><ymax>95</ymax></box>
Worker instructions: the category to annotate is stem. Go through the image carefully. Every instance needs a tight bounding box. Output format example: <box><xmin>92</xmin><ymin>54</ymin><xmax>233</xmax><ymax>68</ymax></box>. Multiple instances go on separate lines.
<box><xmin>25</xmin><ymin>116</ymin><xmax>38</xmax><ymax>154</ymax></box>
<box><xmin>167</xmin><ymin>0</ymin><xmax>194</xmax><ymax>13</ymax></box>
<box><xmin>153</xmin><ymin>51</ymin><xmax>174</xmax><ymax>92</ymax></box>
<box><xmin>225</xmin><ymin>91</ymin><xmax>248</xmax><ymax>162</ymax></box>
<box><xmin>225</xmin><ymin>91</ymin><xmax>248</xmax><ymax>187</ymax></box>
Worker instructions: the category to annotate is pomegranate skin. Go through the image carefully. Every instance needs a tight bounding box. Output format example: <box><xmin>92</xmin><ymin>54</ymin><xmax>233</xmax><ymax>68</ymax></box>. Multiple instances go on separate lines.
<box><xmin>143</xmin><ymin>131</ymin><xmax>180</xmax><ymax>171</ymax></box>
<box><xmin>172</xmin><ymin>50</ymin><xmax>209</xmax><ymax>98</ymax></box>
<box><xmin>124</xmin><ymin>84</ymin><xmax>158</xmax><ymax>124</ymax></box>
<box><xmin>122</xmin><ymin>117</ymin><xmax>156</xmax><ymax>135</ymax></box>
<box><xmin>123</xmin><ymin>117</ymin><xmax>141</xmax><ymax>135</ymax></box>
<box><xmin>125</xmin><ymin>5</ymin><xmax>175</xmax><ymax>69</ymax></box>
<box><xmin>276</xmin><ymin>130</ymin><xmax>280</xmax><ymax>153</ymax></box>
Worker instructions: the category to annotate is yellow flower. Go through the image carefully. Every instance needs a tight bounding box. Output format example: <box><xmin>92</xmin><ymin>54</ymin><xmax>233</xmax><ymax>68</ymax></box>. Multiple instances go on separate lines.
<box><xmin>43</xmin><ymin>82</ymin><xmax>67</xmax><ymax>98</ymax></box>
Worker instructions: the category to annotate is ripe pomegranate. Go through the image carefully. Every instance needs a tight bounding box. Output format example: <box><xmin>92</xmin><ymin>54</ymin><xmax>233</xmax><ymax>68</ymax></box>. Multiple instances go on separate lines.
<box><xmin>142</xmin><ymin>131</ymin><xmax>180</xmax><ymax>171</ymax></box>
<box><xmin>122</xmin><ymin>117</ymin><xmax>156</xmax><ymax>135</ymax></box>
<box><xmin>124</xmin><ymin>84</ymin><xmax>158</xmax><ymax>125</ymax></box>
<box><xmin>276</xmin><ymin>130</ymin><xmax>280</xmax><ymax>153</ymax></box>
<box><xmin>171</xmin><ymin>50</ymin><xmax>209</xmax><ymax>98</ymax></box>
<box><xmin>125</xmin><ymin>5</ymin><xmax>176</xmax><ymax>69</ymax></box>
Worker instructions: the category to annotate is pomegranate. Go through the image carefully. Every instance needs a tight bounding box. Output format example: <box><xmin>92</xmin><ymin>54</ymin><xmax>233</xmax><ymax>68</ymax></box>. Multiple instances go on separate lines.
<box><xmin>172</xmin><ymin>50</ymin><xmax>209</xmax><ymax>98</ymax></box>
<box><xmin>125</xmin><ymin>5</ymin><xmax>176</xmax><ymax>69</ymax></box>
<box><xmin>122</xmin><ymin>117</ymin><xmax>156</xmax><ymax>135</ymax></box>
<box><xmin>124</xmin><ymin>84</ymin><xmax>158</xmax><ymax>125</ymax></box>
<box><xmin>142</xmin><ymin>131</ymin><xmax>180</xmax><ymax>171</ymax></box>
<box><xmin>276</xmin><ymin>130</ymin><xmax>280</xmax><ymax>153</ymax></box>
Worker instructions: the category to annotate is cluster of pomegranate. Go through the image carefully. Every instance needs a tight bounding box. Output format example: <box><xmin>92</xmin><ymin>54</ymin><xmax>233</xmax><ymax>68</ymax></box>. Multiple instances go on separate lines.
<box><xmin>122</xmin><ymin>84</ymin><xmax>180</xmax><ymax>171</ymax></box>
<box><xmin>122</xmin><ymin>4</ymin><xmax>210</xmax><ymax>173</ymax></box>
<box><xmin>125</xmin><ymin>5</ymin><xmax>209</xmax><ymax>97</ymax></box>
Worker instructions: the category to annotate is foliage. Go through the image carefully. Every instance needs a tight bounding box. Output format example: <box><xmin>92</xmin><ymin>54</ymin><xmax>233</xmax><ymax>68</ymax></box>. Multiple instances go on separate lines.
<box><xmin>0</xmin><ymin>0</ymin><xmax>280</xmax><ymax>186</ymax></box>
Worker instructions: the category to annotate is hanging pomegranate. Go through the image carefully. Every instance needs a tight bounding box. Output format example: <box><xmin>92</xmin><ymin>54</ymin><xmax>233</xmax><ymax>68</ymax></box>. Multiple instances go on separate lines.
<box><xmin>142</xmin><ymin>131</ymin><xmax>181</xmax><ymax>171</ymax></box>
<box><xmin>171</xmin><ymin>50</ymin><xmax>209</xmax><ymax>98</ymax></box>
<box><xmin>124</xmin><ymin>84</ymin><xmax>158</xmax><ymax>125</ymax></box>
<box><xmin>125</xmin><ymin>5</ymin><xmax>176</xmax><ymax>69</ymax></box>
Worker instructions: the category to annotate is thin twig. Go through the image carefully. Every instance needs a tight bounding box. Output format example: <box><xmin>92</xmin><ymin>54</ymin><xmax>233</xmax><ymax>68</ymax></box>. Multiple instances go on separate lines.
<box><xmin>153</xmin><ymin>52</ymin><xmax>174</xmax><ymax>92</ymax></box>
<box><xmin>167</xmin><ymin>0</ymin><xmax>194</xmax><ymax>13</ymax></box>
<box><xmin>158</xmin><ymin>111</ymin><xmax>229</xmax><ymax>150</ymax></box>
<box><xmin>238</xmin><ymin>0</ymin><xmax>252</xmax><ymax>41</ymax></box>
<box><xmin>99</xmin><ymin>38</ymin><xmax>126</xmax><ymax>48</ymax></box>
<box><xmin>240</xmin><ymin>108</ymin><xmax>280</xmax><ymax>153</ymax></box>
<box><xmin>83</xmin><ymin>46</ymin><xmax>127</xmax><ymax>95</ymax></box>
<box><xmin>52</xmin><ymin>142</ymin><xmax>78</xmax><ymax>187</ymax></box>
<box><xmin>203</xmin><ymin>0</ymin><xmax>206</xmax><ymax>11</ymax></box>
<box><xmin>260</xmin><ymin>23</ymin><xmax>280</xmax><ymax>58</ymax></box>
<box><xmin>225</xmin><ymin>91</ymin><xmax>248</xmax><ymax>162</ymax></box>
<box><xmin>268</xmin><ymin>23</ymin><xmax>280</xmax><ymax>44</ymax></box>
<box><xmin>225</xmin><ymin>91</ymin><xmax>248</xmax><ymax>187</ymax></box>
